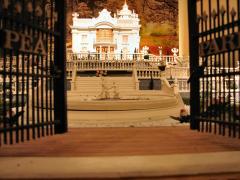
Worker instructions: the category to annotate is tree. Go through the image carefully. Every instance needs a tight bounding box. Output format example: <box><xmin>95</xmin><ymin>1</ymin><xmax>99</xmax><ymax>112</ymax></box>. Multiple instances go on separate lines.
<box><xmin>77</xmin><ymin>2</ymin><xmax>92</xmax><ymax>18</ymax></box>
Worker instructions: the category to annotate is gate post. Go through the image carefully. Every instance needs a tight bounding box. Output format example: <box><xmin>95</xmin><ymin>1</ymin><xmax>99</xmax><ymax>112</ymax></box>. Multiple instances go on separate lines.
<box><xmin>188</xmin><ymin>0</ymin><xmax>200</xmax><ymax>130</ymax></box>
<box><xmin>54</xmin><ymin>0</ymin><xmax>68</xmax><ymax>133</ymax></box>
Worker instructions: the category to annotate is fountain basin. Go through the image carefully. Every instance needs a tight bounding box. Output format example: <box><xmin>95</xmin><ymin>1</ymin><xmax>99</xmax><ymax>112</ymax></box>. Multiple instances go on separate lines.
<box><xmin>67</xmin><ymin>95</ymin><xmax>180</xmax><ymax>111</ymax></box>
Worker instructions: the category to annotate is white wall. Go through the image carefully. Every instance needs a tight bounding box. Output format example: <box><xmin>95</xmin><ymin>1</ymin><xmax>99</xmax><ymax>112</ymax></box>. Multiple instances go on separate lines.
<box><xmin>72</xmin><ymin>30</ymin><xmax>81</xmax><ymax>53</ymax></box>
<box><xmin>72</xmin><ymin>10</ymin><xmax>140</xmax><ymax>55</ymax></box>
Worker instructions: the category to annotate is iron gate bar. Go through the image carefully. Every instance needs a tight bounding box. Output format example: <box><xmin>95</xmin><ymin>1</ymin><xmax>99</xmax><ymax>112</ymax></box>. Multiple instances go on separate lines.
<box><xmin>0</xmin><ymin>70</ymin><xmax>58</xmax><ymax>77</ymax></box>
<box><xmin>0</xmin><ymin>14</ymin><xmax>60</xmax><ymax>36</ymax></box>
<box><xmin>208</xmin><ymin>0</ymin><xmax>212</xmax><ymax>133</ymax></box>
<box><xmin>238</xmin><ymin>0</ymin><xmax>240</xmax><ymax>138</ymax></box>
<box><xmin>54</xmin><ymin>0</ymin><xmax>68</xmax><ymax>134</ymax></box>
<box><xmin>0</xmin><ymin>0</ymin><xmax>67</xmax><ymax>145</ymax></box>
<box><xmin>188</xmin><ymin>0</ymin><xmax>240</xmax><ymax>138</ymax></box>
<box><xmin>49</xmin><ymin>0</ymin><xmax>54</xmax><ymax>136</ymax></box>
<box><xmin>188</xmin><ymin>0</ymin><xmax>200</xmax><ymax>130</ymax></box>
<box><xmin>217</xmin><ymin>0</ymin><xmax>227</xmax><ymax>135</ymax></box>
<box><xmin>226</xmin><ymin>0</ymin><xmax>231</xmax><ymax>137</ymax></box>
<box><xmin>16</xmin><ymin>34</ymin><xmax>19</xmax><ymax>143</ymax></box>
<box><xmin>198</xmin><ymin>20</ymin><xmax>240</xmax><ymax>37</ymax></box>
<box><xmin>213</xmin><ymin>4</ymin><xmax>218</xmax><ymax>134</ymax></box>
<box><xmin>222</xmin><ymin>0</ymin><xmax>227</xmax><ymax>137</ymax></box>
<box><xmin>231</xmin><ymin>2</ymin><xmax>237</xmax><ymax>138</ymax></box>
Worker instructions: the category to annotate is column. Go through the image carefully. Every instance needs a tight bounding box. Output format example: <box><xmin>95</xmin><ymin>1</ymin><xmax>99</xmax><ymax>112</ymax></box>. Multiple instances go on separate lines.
<box><xmin>178</xmin><ymin>0</ymin><xmax>189</xmax><ymax>57</ymax></box>
<box><xmin>100</xmin><ymin>45</ymin><xmax>102</xmax><ymax>60</ymax></box>
<box><xmin>108</xmin><ymin>45</ymin><xmax>110</xmax><ymax>60</ymax></box>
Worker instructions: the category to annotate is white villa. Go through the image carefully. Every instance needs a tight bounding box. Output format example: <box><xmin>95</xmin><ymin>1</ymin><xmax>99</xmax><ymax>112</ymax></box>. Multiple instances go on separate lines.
<box><xmin>65</xmin><ymin>1</ymin><xmax>193</xmax><ymax>127</ymax></box>
<box><xmin>67</xmin><ymin>1</ymin><xmax>191</xmax><ymax>105</ymax></box>
<box><xmin>71</xmin><ymin>1</ymin><xmax>141</xmax><ymax>55</ymax></box>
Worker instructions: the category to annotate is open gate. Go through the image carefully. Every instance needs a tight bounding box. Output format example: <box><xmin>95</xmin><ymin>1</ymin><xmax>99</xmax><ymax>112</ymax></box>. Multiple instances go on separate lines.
<box><xmin>188</xmin><ymin>0</ymin><xmax>240</xmax><ymax>137</ymax></box>
<box><xmin>0</xmin><ymin>0</ymin><xmax>67</xmax><ymax>145</ymax></box>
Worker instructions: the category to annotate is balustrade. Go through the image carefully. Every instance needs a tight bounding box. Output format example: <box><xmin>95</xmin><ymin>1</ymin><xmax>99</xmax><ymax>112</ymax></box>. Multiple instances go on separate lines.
<box><xmin>66</xmin><ymin>53</ymin><xmax>189</xmax><ymax>75</ymax></box>
<box><xmin>165</xmin><ymin>66</ymin><xmax>189</xmax><ymax>78</ymax></box>
<box><xmin>72</xmin><ymin>59</ymin><xmax>134</xmax><ymax>71</ymax></box>
<box><xmin>137</xmin><ymin>70</ymin><xmax>161</xmax><ymax>79</ymax></box>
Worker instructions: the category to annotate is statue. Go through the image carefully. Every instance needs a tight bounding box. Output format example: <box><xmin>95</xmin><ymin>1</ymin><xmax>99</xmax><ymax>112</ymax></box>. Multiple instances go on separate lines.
<box><xmin>171</xmin><ymin>48</ymin><xmax>179</xmax><ymax>65</ymax></box>
<box><xmin>112</xmin><ymin>82</ymin><xmax>120</xmax><ymax>99</ymax></box>
<box><xmin>98</xmin><ymin>77</ymin><xmax>110</xmax><ymax>99</ymax></box>
<box><xmin>97</xmin><ymin>79</ymin><xmax>120</xmax><ymax>100</ymax></box>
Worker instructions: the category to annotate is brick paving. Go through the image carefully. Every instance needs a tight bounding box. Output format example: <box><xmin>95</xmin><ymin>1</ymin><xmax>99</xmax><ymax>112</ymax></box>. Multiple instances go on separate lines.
<box><xmin>1</xmin><ymin>127</ymin><xmax>240</xmax><ymax>157</ymax></box>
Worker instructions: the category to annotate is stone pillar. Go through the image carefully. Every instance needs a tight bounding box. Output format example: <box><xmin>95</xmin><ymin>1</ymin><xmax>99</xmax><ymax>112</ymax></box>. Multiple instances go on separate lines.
<box><xmin>100</xmin><ymin>45</ymin><xmax>102</xmax><ymax>60</ymax></box>
<box><xmin>178</xmin><ymin>0</ymin><xmax>189</xmax><ymax>57</ymax></box>
<box><xmin>108</xmin><ymin>45</ymin><xmax>110</xmax><ymax>60</ymax></box>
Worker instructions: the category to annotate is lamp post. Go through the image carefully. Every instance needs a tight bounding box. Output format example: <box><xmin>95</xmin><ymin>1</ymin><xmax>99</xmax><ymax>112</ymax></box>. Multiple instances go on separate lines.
<box><xmin>171</xmin><ymin>47</ymin><xmax>179</xmax><ymax>65</ymax></box>
<box><xmin>158</xmin><ymin>46</ymin><xmax>162</xmax><ymax>61</ymax></box>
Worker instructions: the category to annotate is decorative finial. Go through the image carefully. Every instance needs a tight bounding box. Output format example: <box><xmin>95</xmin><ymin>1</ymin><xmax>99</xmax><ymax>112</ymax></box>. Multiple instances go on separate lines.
<box><xmin>27</xmin><ymin>2</ymin><xmax>33</xmax><ymax>13</ymax></box>
<box><xmin>123</xmin><ymin>0</ymin><xmax>128</xmax><ymax>10</ymax></box>
<box><xmin>15</xmin><ymin>2</ymin><xmax>22</xmax><ymax>13</ymax></box>
<box><xmin>3</xmin><ymin>0</ymin><xmax>10</xmax><ymax>9</ymax></box>
<box><xmin>35</xmin><ymin>5</ymin><xmax>43</xmax><ymax>17</ymax></box>
<box><xmin>72</xmin><ymin>12</ymin><xmax>79</xmax><ymax>18</ymax></box>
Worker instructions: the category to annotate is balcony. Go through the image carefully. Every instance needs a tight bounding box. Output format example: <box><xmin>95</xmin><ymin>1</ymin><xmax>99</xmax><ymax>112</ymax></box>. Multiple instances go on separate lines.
<box><xmin>93</xmin><ymin>39</ymin><xmax>117</xmax><ymax>47</ymax></box>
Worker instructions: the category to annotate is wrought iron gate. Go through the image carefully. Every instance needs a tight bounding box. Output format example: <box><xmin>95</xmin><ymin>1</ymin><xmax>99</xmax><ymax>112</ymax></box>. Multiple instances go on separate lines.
<box><xmin>0</xmin><ymin>0</ymin><xmax>67</xmax><ymax>145</ymax></box>
<box><xmin>188</xmin><ymin>0</ymin><xmax>240</xmax><ymax>137</ymax></box>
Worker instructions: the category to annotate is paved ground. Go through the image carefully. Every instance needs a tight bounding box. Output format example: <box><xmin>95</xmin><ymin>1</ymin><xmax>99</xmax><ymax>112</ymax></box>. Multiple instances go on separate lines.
<box><xmin>1</xmin><ymin>152</ymin><xmax>240</xmax><ymax>179</ymax></box>
<box><xmin>1</xmin><ymin>127</ymin><xmax>240</xmax><ymax>179</ymax></box>
<box><xmin>1</xmin><ymin>127</ymin><xmax>240</xmax><ymax>157</ymax></box>
<box><xmin>0</xmin><ymin>100</ymin><xmax>239</xmax><ymax>180</ymax></box>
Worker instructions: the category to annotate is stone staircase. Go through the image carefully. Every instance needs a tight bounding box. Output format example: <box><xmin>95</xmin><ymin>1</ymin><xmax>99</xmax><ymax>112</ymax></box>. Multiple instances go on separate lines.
<box><xmin>73</xmin><ymin>77</ymin><xmax>101</xmax><ymax>94</ymax></box>
<box><xmin>71</xmin><ymin>76</ymin><xmax>136</xmax><ymax>97</ymax></box>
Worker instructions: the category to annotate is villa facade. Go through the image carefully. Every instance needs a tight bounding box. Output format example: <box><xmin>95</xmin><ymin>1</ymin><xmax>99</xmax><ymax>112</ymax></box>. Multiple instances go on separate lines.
<box><xmin>67</xmin><ymin>1</ymin><xmax>192</xmax><ymax>108</ymax></box>
<box><xmin>71</xmin><ymin>2</ymin><xmax>141</xmax><ymax>55</ymax></box>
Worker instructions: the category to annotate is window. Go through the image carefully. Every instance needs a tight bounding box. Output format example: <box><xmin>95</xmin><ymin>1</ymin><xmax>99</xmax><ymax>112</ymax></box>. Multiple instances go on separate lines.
<box><xmin>82</xmin><ymin>47</ymin><xmax>87</xmax><ymax>51</ymax></box>
<box><xmin>123</xmin><ymin>47</ymin><xmax>128</xmax><ymax>53</ymax></box>
<box><xmin>81</xmin><ymin>35</ymin><xmax>87</xmax><ymax>42</ymax></box>
<box><xmin>96</xmin><ymin>29</ymin><xmax>113</xmax><ymax>43</ymax></box>
<box><xmin>122</xmin><ymin>35</ymin><xmax>128</xmax><ymax>43</ymax></box>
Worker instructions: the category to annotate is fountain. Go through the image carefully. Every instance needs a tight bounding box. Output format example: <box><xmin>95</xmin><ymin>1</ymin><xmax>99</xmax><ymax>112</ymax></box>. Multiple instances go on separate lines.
<box><xmin>97</xmin><ymin>77</ymin><xmax>120</xmax><ymax>100</ymax></box>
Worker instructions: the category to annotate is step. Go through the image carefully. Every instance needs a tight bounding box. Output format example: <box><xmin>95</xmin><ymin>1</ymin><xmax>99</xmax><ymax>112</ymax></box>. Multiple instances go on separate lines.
<box><xmin>75</xmin><ymin>83</ymin><xmax>135</xmax><ymax>86</ymax></box>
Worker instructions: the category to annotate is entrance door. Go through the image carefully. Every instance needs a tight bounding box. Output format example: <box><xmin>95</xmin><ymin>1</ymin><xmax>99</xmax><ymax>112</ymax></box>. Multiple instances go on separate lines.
<box><xmin>96</xmin><ymin>46</ymin><xmax>114</xmax><ymax>60</ymax></box>
<box><xmin>188</xmin><ymin>0</ymin><xmax>240</xmax><ymax>137</ymax></box>
<box><xmin>0</xmin><ymin>0</ymin><xmax>67</xmax><ymax>145</ymax></box>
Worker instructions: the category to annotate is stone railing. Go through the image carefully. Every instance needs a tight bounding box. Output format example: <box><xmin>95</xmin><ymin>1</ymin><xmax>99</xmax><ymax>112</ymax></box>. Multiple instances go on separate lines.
<box><xmin>68</xmin><ymin>52</ymin><xmax>141</xmax><ymax>61</ymax></box>
<box><xmin>74</xmin><ymin>60</ymin><xmax>134</xmax><ymax>71</ymax></box>
<box><xmin>66</xmin><ymin>61</ymin><xmax>74</xmax><ymax>70</ymax></box>
<box><xmin>66</xmin><ymin>53</ymin><xmax>190</xmax><ymax>74</ymax></box>
<box><xmin>66</xmin><ymin>61</ymin><xmax>74</xmax><ymax>79</ymax></box>
<box><xmin>165</xmin><ymin>66</ymin><xmax>190</xmax><ymax>78</ymax></box>
<box><xmin>68</xmin><ymin>52</ymin><xmax>186</xmax><ymax>62</ymax></box>
<box><xmin>132</xmin><ymin>68</ymin><xmax>140</xmax><ymax>90</ymax></box>
<box><xmin>137</xmin><ymin>69</ymin><xmax>161</xmax><ymax>79</ymax></box>
<box><xmin>67</xmin><ymin>60</ymin><xmax>165</xmax><ymax>72</ymax></box>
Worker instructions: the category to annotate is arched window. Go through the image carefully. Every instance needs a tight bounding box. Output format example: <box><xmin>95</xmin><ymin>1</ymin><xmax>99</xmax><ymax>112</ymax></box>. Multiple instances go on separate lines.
<box><xmin>96</xmin><ymin>29</ymin><xmax>113</xmax><ymax>43</ymax></box>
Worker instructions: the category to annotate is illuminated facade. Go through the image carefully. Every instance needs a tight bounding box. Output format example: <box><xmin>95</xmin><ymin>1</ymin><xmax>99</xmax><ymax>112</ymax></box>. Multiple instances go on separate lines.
<box><xmin>71</xmin><ymin>1</ymin><xmax>141</xmax><ymax>55</ymax></box>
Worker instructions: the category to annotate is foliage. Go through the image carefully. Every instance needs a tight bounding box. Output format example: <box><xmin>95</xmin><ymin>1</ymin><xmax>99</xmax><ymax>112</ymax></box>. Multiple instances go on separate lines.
<box><xmin>76</xmin><ymin>2</ymin><xmax>92</xmax><ymax>18</ymax></box>
<box><xmin>140</xmin><ymin>36</ymin><xmax>178</xmax><ymax>55</ymax></box>
<box><xmin>141</xmin><ymin>22</ymin><xmax>177</xmax><ymax>36</ymax></box>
